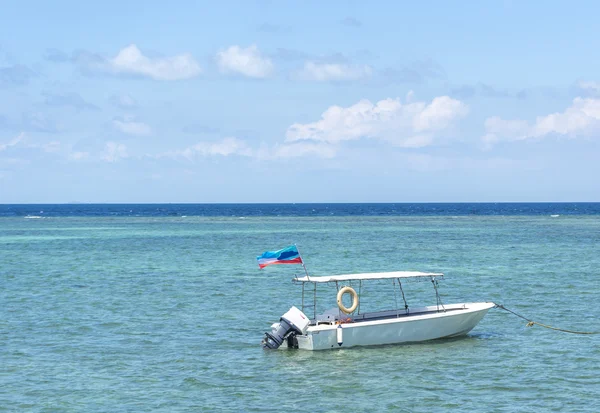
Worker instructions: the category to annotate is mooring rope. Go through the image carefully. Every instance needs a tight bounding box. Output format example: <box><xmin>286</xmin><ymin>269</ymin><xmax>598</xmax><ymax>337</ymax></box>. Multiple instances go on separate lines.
<box><xmin>494</xmin><ymin>303</ymin><xmax>600</xmax><ymax>335</ymax></box>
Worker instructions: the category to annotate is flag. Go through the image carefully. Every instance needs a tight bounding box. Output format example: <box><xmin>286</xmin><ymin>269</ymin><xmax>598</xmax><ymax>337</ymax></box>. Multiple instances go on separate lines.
<box><xmin>257</xmin><ymin>245</ymin><xmax>303</xmax><ymax>269</ymax></box>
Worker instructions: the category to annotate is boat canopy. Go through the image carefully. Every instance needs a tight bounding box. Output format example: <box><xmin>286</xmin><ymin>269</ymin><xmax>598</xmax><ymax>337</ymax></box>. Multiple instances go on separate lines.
<box><xmin>294</xmin><ymin>271</ymin><xmax>443</xmax><ymax>283</ymax></box>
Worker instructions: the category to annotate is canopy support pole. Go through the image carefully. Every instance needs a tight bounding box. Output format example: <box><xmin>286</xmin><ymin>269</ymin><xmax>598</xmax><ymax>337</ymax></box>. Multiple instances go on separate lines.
<box><xmin>313</xmin><ymin>282</ymin><xmax>317</xmax><ymax>320</ymax></box>
<box><xmin>301</xmin><ymin>282</ymin><xmax>305</xmax><ymax>314</ymax></box>
<box><xmin>357</xmin><ymin>280</ymin><xmax>362</xmax><ymax>315</ymax></box>
<box><xmin>393</xmin><ymin>279</ymin><xmax>399</xmax><ymax>318</ymax></box>
<box><xmin>432</xmin><ymin>277</ymin><xmax>446</xmax><ymax>312</ymax></box>
<box><xmin>398</xmin><ymin>278</ymin><xmax>409</xmax><ymax>314</ymax></box>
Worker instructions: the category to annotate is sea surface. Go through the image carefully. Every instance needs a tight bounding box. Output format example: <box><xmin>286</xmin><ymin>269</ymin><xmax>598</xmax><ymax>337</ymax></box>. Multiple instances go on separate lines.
<box><xmin>1</xmin><ymin>203</ymin><xmax>599</xmax><ymax>412</ymax></box>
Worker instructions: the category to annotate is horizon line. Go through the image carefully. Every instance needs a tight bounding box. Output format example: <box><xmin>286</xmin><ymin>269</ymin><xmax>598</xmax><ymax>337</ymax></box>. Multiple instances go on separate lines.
<box><xmin>1</xmin><ymin>201</ymin><xmax>600</xmax><ymax>205</ymax></box>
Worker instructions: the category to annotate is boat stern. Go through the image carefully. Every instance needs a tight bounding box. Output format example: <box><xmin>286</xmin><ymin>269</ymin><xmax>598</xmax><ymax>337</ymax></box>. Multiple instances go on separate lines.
<box><xmin>262</xmin><ymin>306</ymin><xmax>310</xmax><ymax>350</ymax></box>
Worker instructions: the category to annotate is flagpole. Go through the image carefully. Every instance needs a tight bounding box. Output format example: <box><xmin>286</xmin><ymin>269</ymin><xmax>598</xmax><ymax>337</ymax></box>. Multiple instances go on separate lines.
<box><xmin>295</xmin><ymin>244</ymin><xmax>310</xmax><ymax>280</ymax></box>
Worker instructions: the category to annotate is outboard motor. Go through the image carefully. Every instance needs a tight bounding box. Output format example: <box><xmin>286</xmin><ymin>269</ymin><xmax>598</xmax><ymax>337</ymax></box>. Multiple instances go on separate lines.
<box><xmin>262</xmin><ymin>306</ymin><xmax>310</xmax><ymax>349</ymax></box>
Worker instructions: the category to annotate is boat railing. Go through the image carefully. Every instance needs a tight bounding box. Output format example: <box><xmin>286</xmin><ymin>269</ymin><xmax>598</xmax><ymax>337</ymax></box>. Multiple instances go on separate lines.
<box><xmin>293</xmin><ymin>272</ymin><xmax>446</xmax><ymax>322</ymax></box>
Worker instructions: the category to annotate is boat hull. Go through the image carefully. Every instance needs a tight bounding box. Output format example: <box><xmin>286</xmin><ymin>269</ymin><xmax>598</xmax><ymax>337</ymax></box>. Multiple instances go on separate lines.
<box><xmin>294</xmin><ymin>302</ymin><xmax>494</xmax><ymax>351</ymax></box>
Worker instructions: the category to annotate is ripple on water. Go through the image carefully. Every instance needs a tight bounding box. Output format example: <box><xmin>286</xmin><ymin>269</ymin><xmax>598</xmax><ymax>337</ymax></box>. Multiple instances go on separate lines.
<box><xmin>2</xmin><ymin>213</ymin><xmax>600</xmax><ymax>412</ymax></box>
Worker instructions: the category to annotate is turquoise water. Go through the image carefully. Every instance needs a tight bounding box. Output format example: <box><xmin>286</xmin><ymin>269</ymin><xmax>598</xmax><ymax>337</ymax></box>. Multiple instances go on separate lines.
<box><xmin>2</xmin><ymin>213</ymin><xmax>600</xmax><ymax>412</ymax></box>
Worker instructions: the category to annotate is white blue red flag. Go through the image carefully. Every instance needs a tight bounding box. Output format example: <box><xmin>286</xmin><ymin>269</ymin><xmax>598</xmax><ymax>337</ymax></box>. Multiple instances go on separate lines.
<box><xmin>257</xmin><ymin>245</ymin><xmax>303</xmax><ymax>269</ymax></box>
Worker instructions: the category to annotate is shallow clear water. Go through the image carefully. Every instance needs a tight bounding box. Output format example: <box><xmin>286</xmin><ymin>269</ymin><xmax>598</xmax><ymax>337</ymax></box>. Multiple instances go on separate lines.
<box><xmin>2</xmin><ymin>209</ymin><xmax>600</xmax><ymax>412</ymax></box>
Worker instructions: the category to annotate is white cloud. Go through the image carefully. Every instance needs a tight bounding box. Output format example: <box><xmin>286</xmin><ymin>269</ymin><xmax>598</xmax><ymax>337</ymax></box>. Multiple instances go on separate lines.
<box><xmin>43</xmin><ymin>92</ymin><xmax>99</xmax><ymax>111</ymax></box>
<box><xmin>395</xmin><ymin>152</ymin><xmax>532</xmax><ymax>173</ymax></box>
<box><xmin>188</xmin><ymin>137</ymin><xmax>252</xmax><ymax>157</ymax></box>
<box><xmin>159</xmin><ymin>137</ymin><xmax>337</xmax><ymax>161</ymax></box>
<box><xmin>23</xmin><ymin>112</ymin><xmax>60</xmax><ymax>133</ymax></box>
<box><xmin>23</xmin><ymin>140</ymin><xmax>61</xmax><ymax>153</ymax></box>
<box><xmin>256</xmin><ymin>142</ymin><xmax>338</xmax><ymax>160</ymax></box>
<box><xmin>102</xmin><ymin>142</ymin><xmax>128</xmax><ymax>162</ymax></box>
<box><xmin>0</xmin><ymin>132</ymin><xmax>24</xmax><ymax>151</ymax></box>
<box><xmin>286</xmin><ymin>96</ymin><xmax>468</xmax><ymax>148</ymax></box>
<box><xmin>216</xmin><ymin>45</ymin><xmax>273</xmax><ymax>78</ymax></box>
<box><xmin>39</xmin><ymin>141</ymin><xmax>61</xmax><ymax>153</ymax></box>
<box><xmin>1</xmin><ymin>133</ymin><xmax>93</xmax><ymax>163</ymax></box>
<box><xmin>107</xmin><ymin>44</ymin><xmax>202</xmax><ymax>81</ymax></box>
<box><xmin>69</xmin><ymin>151</ymin><xmax>89</xmax><ymax>161</ymax></box>
<box><xmin>110</xmin><ymin>93</ymin><xmax>137</xmax><ymax>108</ymax></box>
<box><xmin>293</xmin><ymin>61</ymin><xmax>372</xmax><ymax>82</ymax></box>
<box><xmin>274</xmin><ymin>142</ymin><xmax>337</xmax><ymax>159</ymax></box>
<box><xmin>482</xmin><ymin>97</ymin><xmax>600</xmax><ymax>148</ymax></box>
<box><xmin>163</xmin><ymin>137</ymin><xmax>253</xmax><ymax>160</ymax></box>
<box><xmin>113</xmin><ymin>116</ymin><xmax>152</xmax><ymax>136</ymax></box>
<box><xmin>578</xmin><ymin>81</ymin><xmax>600</xmax><ymax>95</ymax></box>
<box><xmin>0</xmin><ymin>133</ymin><xmax>63</xmax><ymax>154</ymax></box>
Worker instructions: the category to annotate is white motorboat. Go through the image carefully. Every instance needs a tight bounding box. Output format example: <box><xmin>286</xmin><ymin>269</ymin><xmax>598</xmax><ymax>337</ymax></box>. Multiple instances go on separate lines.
<box><xmin>262</xmin><ymin>271</ymin><xmax>494</xmax><ymax>351</ymax></box>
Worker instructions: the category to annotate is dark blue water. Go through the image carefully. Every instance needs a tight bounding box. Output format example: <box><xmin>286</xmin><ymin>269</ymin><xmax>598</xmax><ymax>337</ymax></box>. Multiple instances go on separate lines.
<box><xmin>1</xmin><ymin>202</ymin><xmax>599</xmax><ymax>217</ymax></box>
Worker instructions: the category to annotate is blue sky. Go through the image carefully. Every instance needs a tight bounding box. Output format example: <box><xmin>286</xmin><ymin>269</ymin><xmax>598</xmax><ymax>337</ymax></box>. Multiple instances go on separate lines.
<box><xmin>1</xmin><ymin>0</ymin><xmax>599</xmax><ymax>203</ymax></box>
